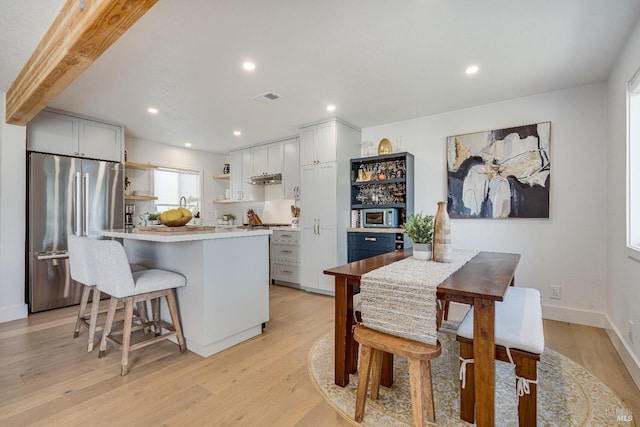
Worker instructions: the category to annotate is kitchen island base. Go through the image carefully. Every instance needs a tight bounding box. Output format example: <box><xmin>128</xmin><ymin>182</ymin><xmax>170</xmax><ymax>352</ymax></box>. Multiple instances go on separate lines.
<box><xmin>95</xmin><ymin>228</ymin><xmax>271</xmax><ymax>358</ymax></box>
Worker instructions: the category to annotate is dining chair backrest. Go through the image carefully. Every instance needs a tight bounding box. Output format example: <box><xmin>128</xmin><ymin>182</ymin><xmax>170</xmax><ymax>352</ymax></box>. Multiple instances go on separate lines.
<box><xmin>68</xmin><ymin>234</ymin><xmax>96</xmax><ymax>286</ymax></box>
<box><xmin>89</xmin><ymin>238</ymin><xmax>136</xmax><ymax>298</ymax></box>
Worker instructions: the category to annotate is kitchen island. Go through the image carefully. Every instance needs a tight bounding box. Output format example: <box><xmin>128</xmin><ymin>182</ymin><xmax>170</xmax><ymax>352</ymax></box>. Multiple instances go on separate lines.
<box><xmin>93</xmin><ymin>226</ymin><xmax>272</xmax><ymax>357</ymax></box>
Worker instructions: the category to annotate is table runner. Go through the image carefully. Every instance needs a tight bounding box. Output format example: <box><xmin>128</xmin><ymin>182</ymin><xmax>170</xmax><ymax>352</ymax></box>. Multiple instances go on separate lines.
<box><xmin>360</xmin><ymin>249</ymin><xmax>479</xmax><ymax>345</ymax></box>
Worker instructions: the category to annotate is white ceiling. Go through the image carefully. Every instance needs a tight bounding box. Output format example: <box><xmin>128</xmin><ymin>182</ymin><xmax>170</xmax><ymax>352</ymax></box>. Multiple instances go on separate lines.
<box><xmin>2</xmin><ymin>1</ymin><xmax>640</xmax><ymax>154</ymax></box>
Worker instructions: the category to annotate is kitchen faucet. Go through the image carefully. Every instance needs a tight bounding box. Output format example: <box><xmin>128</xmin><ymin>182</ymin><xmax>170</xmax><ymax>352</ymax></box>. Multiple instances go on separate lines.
<box><xmin>179</xmin><ymin>196</ymin><xmax>186</xmax><ymax>208</ymax></box>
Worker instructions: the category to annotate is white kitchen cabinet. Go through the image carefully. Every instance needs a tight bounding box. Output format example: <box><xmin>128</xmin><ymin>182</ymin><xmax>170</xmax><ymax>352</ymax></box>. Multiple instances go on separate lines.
<box><xmin>229</xmin><ymin>148</ymin><xmax>265</xmax><ymax>202</ymax></box>
<box><xmin>27</xmin><ymin>109</ymin><xmax>123</xmax><ymax>162</ymax></box>
<box><xmin>299</xmin><ymin>120</ymin><xmax>337</xmax><ymax>166</ymax></box>
<box><xmin>282</xmin><ymin>137</ymin><xmax>300</xmax><ymax>200</ymax></box>
<box><xmin>300</xmin><ymin>162</ymin><xmax>338</xmax><ymax>293</ymax></box>
<box><xmin>251</xmin><ymin>142</ymin><xmax>283</xmax><ymax>176</ymax></box>
<box><xmin>298</xmin><ymin>119</ymin><xmax>361</xmax><ymax>295</ymax></box>
<box><xmin>270</xmin><ymin>228</ymin><xmax>301</xmax><ymax>286</ymax></box>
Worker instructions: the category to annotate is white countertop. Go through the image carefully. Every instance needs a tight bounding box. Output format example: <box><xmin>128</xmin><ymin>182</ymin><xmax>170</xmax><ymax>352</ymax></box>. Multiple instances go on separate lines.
<box><xmin>92</xmin><ymin>227</ymin><xmax>272</xmax><ymax>243</ymax></box>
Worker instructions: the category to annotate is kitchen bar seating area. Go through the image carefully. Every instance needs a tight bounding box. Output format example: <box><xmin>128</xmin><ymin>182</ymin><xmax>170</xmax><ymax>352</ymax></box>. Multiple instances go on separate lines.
<box><xmin>67</xmin><ymin>234</ymin><xmax>187</xmax><ymax>375</ymax></box>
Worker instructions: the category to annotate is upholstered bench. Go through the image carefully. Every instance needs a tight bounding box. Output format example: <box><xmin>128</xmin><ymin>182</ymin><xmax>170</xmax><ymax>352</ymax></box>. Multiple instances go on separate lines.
<box><xmin>456</xmin><ymin>287</ymin><xmax>544</xmax><ymax>426</ymax></box>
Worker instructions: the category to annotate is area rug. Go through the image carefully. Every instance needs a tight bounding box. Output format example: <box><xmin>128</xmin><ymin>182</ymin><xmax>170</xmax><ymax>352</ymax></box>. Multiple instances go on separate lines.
<box><xmin>309</xmin><ymin>325</ymin><xmax>634</xmax><ymax>426</ymax></box>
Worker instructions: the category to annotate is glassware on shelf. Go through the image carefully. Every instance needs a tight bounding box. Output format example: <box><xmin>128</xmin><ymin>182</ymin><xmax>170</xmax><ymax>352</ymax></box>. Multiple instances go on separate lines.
<box><xmin>360</xmin><ymin>141</ymin><xmax>374</xmax><ymax>157</ymax></box>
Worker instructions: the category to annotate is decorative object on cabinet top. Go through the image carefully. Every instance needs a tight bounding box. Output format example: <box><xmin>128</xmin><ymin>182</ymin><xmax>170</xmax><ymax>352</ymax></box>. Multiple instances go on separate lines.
<box><xmin>377</xmin><ymin>138</ymin><xmax>393</xmax><ymax>155</ymax></box>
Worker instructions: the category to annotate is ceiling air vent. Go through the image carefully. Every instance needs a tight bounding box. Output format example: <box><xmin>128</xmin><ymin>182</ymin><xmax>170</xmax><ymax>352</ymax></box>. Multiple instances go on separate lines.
<box><xmin>252</xmin><ymin>91</ymin><xmax>282</xmax><ymax>104</ymax></box>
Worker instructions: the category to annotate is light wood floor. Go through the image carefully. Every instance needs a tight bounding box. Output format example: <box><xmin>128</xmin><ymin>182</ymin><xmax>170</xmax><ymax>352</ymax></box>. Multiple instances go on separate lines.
<box><xmin>1</xmin><ymin>285</ymin><xmax>638</xmax><ymax>426</ymax></box>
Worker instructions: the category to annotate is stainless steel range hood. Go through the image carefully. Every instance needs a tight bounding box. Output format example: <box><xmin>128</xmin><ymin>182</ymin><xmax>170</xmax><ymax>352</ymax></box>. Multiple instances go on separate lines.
<box><xmin>249</xmin><ymin>173</ymin><xmax>282</xmax><ymax>185</ymax></box>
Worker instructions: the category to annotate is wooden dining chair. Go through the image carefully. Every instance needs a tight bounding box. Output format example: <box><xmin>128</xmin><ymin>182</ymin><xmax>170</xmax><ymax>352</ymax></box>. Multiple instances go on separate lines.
<box><xmin>89</xmin><ymin>238</ymin><xmax>187</xmax><ymax>375</ymax></box>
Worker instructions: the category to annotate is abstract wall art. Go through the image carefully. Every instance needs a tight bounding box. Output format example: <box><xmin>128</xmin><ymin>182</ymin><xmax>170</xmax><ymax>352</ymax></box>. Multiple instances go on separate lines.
<box><xmin>446</xmin><ymin>122</ymin><xmax>551</xmax><ymax>219</ymax></box>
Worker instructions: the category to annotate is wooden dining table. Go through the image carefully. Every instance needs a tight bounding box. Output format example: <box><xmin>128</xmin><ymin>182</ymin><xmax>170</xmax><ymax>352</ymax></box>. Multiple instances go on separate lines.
<box><xmin>323</xmin><ymin>248</ymin><xmax>520</xmax><ymax>427</ymax></box>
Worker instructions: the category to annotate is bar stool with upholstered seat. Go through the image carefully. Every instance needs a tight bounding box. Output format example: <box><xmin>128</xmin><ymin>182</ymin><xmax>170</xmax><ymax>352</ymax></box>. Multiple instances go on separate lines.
<box><xmin>89</xmin><ymin>238</ymin><xmax>187</xmax><ymax>375</ymax></box>
<box><xmin>68</xmin><ymin>235</ymin><xmax>149</xmax><ymax>352</ymax></box>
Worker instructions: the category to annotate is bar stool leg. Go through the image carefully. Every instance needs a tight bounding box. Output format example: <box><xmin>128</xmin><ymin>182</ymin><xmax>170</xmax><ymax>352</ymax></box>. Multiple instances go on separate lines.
<box><xmin>74</xmin><ymin>285</ymin><xmax>91</xmax><ymax>339</ymax></box>
<box><xmin>99</xmin><ymin>297</ymin><xmax>119</xmax><ymax>358</ymax></box>
<box><xmin>120</xmin><ymin>298</ymin><xmax>135</xmax><ymax>376</ymax></box>
<box><xmin>86</xmin><ymin>288</ymin><xmax>101</xmax><ymax>352</ymax></box>
<box><xmin>151</xmin><ymin>297</ymin><xmax>161</xmax><ymax>336</ymax></box>
<box><xmin>165</xmin><ymin>289</ymin><xmax>186</xmax><ymax>352</ymax></box>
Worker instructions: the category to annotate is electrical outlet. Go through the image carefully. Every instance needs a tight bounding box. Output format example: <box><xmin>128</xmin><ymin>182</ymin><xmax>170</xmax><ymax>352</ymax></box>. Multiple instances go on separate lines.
<box><xmin>549</xmin><ymin>286</ymin><xmax>562</xmax><ymax>300</ymax></box>
<box><xmin>629</xmin><ymin>320</ymin><xmax>635</xmax><ymax>344</ymax></box>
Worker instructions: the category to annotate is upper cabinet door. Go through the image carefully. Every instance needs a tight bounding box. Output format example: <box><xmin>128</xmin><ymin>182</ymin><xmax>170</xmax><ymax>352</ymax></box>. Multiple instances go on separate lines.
<box><xmin>299</xmin><ymin>126</ymin><xmax>316</xmax><ymax>166</ymax></box>
<box><xmin>282</xmin><ymin>138</ymin><xmax>299</xmax><ymax>200</ymax></box>
<box><xmin>299</xmin><ymin>122</ymin><xmax>336</xmax><ymax>166</ymax></box>
<box><xmin>27</xmin><ymin>110</ymin><xmax>79</xmax><ymax>156</ymax></box>
<box><xmin>251</xmin><ymin>145</ymin><xmax>268</xmax><ymax>176</ymax></box>
<box><xmin>266</xmin><ymin>142</ymin><xmax>283</xmax><ymax>175</ymax></box>
<box><xmin>27</xmin><ymin>110</ymin><xmax>123</xmax><ymax>163</ymax></box>
<box><xmin>316</xmin><ymin>121</ymin><xmax>336</xmax><ymax>163</ymax></box>
<box><xmin>78</xmin><ymin>119</ymin><xmax>122</xmax><ymax>162</ymax></box>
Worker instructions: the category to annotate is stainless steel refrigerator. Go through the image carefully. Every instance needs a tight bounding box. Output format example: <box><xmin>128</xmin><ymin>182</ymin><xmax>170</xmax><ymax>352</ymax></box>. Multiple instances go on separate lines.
<box><xmin>27</xmin><ymin>152</ymin><xmax>123</xmax><ymax>313</ymax></box>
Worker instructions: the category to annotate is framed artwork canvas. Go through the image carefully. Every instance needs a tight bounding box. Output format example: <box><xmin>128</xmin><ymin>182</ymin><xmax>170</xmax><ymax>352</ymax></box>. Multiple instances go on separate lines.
<box><xmin>446</xmin><ymin>122</ymin><xmax>551</xmax><ymax>218</ymax></box>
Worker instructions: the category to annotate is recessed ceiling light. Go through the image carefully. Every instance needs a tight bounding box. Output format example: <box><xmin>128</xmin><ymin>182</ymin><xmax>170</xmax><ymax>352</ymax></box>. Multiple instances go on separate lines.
<box><xmin>465</xmin><ymin>65</ymin><xmax>479</xmax><ymax>75</ymax></box>
<box><xmin>233</xmin><ymin>130</ymin><xmax>242</xmax><ymax>136</ymax></box>
<box><xmin>243</xmin><ymin>61</ymin><xmax>256</xmax><ymax>71</ymax></box>
<box><xmin>184</xmin><ymin>142</ymin><xmax>192</xmax><ymax>147</ymax></box>
<box><xmin>147</xmin><ymin>107</ymin><xmax>158</xmax><ymax>114</ymax></box>
<box><xmin>326</xmin><ymin>104</ymin><xmax>336</xmax><ymax>112</ymax></box>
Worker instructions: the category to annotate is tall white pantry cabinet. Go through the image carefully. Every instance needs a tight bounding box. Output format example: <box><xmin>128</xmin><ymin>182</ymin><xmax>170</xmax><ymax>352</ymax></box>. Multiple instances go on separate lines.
<box><xmin>299</xmin><ymin>119</ymin><xmax>360</xmax><ymax>294</ymax></box>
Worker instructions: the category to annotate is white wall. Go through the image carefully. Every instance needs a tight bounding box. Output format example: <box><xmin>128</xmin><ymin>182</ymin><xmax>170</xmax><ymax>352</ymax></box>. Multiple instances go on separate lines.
<box><xmin>363</xmin><ymin>83</ymin><xmax>608</xmax><ymax>326</ymax></box>
<box><xmin>125</xmin><ymin>136</ymin><xmax>227</xmax><ymax>224</ymax></box>
<box><xmin>606</xmin><ymin>19</ymin><xmax>640</xmax><ymax>386</ymax></box>
<box><xmin>0</xmin><ymin>92</ymin><xmax>28</xmax><ymax>322</ymax></box>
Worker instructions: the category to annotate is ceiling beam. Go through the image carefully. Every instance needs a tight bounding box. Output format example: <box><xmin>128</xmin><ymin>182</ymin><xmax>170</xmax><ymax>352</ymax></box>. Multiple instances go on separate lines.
<box><xmin>6</xmin><ymin>0</ymin><xmax>157</xmax><ymax>126</ymax></box>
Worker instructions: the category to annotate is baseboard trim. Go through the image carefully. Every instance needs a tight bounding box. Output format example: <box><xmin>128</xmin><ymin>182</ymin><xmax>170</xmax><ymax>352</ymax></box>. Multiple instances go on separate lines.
<box><xmin>604</xmin><ymin>315</ymin><xmax>640</xmax><ymax>389</ymax></box>
<box><xmin>0</xmin><ymin>303</ymin><xmax>28</xmax><ymax>323</ymax></box>
<box><xmin>542</xmin><ymin>303</ymin><xmax>606</xmax><ymax>328</ymax></box>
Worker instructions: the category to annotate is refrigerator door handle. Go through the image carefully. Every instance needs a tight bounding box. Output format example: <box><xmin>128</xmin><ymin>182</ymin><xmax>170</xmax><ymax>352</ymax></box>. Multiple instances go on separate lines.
<box><xmin>36</xmin><ymin>251</ymin><xmax>69</xmax><ymax>261</ymax></box>
<box><xmin>83</xmin><ymin>172</ymin><xmax>90</xmax><ymax>236</ymax></box>
<box><xmin>74</xmin><ymin>172</ymin><xmax>82</xmax><ymax>236</ymax></box>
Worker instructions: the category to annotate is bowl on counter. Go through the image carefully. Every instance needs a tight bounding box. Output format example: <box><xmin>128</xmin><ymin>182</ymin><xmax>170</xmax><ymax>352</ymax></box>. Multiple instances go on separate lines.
<box><xmin>159</xmin><ymin>216</ymin><xmax>192</xmax><ymax>227</ymax></box>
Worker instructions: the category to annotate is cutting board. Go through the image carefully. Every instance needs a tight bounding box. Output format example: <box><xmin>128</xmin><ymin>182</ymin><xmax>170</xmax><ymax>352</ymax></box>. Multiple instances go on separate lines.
<box><xmin>137</xmin><ymin>225</ymin><xmax>217</xmax><ymax>233</ymax></box>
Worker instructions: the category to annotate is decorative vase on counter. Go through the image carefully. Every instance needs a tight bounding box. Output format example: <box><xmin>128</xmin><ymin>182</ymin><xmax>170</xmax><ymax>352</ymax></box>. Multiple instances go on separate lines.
<box><xmin>413</xmin><ymin>242</ymin><xmax>433</xmax><ymax>261</ymax></box>
<box><xmin>433</xmin><ymin>201</ymin><xmax>452</xmax><ymax>263</ymax></box>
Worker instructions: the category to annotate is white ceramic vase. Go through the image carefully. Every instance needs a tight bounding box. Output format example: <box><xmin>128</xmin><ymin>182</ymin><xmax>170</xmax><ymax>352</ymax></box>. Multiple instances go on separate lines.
<box><xmin>413</xmin><ymin>242</ymin><xmax>433</xmax><ymax>260</ymax></box>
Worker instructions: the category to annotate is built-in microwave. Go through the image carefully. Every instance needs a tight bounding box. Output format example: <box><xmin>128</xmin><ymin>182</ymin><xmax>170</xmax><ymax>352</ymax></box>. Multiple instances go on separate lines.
<box><xmin>362</xmin><ymin>208</ymin><xmax>400</xmax><ymax>228</ymax></box>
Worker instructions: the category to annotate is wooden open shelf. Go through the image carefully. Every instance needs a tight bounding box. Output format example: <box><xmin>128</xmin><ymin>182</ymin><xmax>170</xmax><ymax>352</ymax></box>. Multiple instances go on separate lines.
<box><xmin>125</xmin><ymin>195</ymin><xmax>158</xmax><ymax>201</ymax></box>
<box><xmin>125</xmin><ymin>161</ymin><xmax>158</xmax><ymax>170</ymax></box>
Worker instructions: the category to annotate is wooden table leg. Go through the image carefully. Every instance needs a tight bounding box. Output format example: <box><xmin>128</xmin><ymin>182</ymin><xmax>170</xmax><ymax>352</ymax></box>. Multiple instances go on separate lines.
<box><xmin>473</xmin><ymin>298</ymin><xmax>496</xmax><ymax>427</ymax></box>
<box><xmin>334</xmin><ymin>276</ymin><xmax>354</xmax><ymax>387</ymax></box>
<box><xmin>380</xmin><ymin>352</ymin><xmax>394</xmax><ymax>387</ymax></box>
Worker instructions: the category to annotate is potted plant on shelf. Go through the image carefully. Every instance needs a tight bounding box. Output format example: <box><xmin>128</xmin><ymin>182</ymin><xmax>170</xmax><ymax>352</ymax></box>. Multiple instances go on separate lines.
<box><xmin>223</xmin><ymin>213</ymin><xmax>236</xmax><ymax>225</ymax></box>
<box><xmin>402</xmin><ymin>211</ymin><xmax>434</xmax><ymax>260</ymax></box>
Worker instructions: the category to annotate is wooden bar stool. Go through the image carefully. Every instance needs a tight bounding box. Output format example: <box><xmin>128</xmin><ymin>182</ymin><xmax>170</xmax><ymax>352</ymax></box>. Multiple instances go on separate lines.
<box><xmin>68</xmin><ymin>235</ymin><xmax>149</xmax><ymax>352</ymax></box>
<box><xmin>89</xmin><ymin>238</ymin><xmax>187</xmax><ymax>375</ymax></box>
<box><xmin>353</xmin><ymin>325</ymin><xmax>441</xmax><ymax>426</ymax></box>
